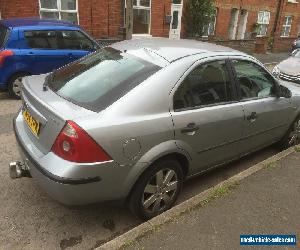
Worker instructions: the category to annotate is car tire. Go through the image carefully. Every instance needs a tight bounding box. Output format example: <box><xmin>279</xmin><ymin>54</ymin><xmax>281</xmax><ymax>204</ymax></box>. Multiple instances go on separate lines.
<box><xmin>279</xmin><ymin>116</ymin><xmax>300</xmax><ymax>150</ymax></box>
<box><xmin>128</xmin><ymin>158</ymin><xmax>183</xmax><ymax>220</ymax></box>
<box><xmin>8</xmin><ymin>73</ymin><xmax>29</xmax><ymax>99</ymax></box>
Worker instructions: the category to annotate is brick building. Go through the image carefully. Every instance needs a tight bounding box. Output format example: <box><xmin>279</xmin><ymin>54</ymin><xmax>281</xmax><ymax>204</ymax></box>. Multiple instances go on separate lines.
<box><xmin>0</xmin><ymin>0</ymin><xmax>299</xmax><ymax>51</ymax></box>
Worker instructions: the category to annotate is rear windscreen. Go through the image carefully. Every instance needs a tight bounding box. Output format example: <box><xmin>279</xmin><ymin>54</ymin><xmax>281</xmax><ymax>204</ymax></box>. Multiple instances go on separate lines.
<box><xmin>48</xmin><ymin>47</ymin><xmax>161</xmax><ymax>112</ymax></box>
<box><xmin>0</xmin><ymin>26</ymin><xmax>8</xmax><ymax>47</ymax></box>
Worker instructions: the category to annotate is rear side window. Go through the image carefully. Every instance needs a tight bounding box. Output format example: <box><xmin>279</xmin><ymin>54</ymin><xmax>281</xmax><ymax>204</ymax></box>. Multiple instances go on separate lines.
<box><xmin>60</xmin><ymin>30</ymin><xmax>94</xmax><ymax>50</ymax></box>
<box><xmin>0</xmin><ymin>26</ymin><xmax>8</xmax><ymax>47</ymax></box>
<box><xmin>174</xmin><ymin>60</ymin><xmax>233</xmax><ymax>111</ymax></box>
<box><xmin>24</xmin><ymin>30</ymin><xmax>59</xmax><ymax>49</ymax></box>
<box><xmin>48</xmin><ymin>47</ymin><xmax>161</xmax><ymax>112</ymax></box>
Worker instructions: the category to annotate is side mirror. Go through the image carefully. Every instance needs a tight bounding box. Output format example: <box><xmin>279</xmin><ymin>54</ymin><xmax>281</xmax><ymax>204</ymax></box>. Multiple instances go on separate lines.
<box><xmin>278</xmin><ymin>85</ymin><xmax>292</xmax><ymax>98</ymax></box>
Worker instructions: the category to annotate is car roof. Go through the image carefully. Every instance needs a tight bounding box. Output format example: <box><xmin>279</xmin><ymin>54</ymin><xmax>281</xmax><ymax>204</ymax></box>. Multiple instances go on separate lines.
<box><xmin>0</xmin><ymin>18</ymin><xmax>78</xmax><ymax>29</ymax></box>
<box><xmin>111</xmin><ymin>38</ymin><xmax>242</xmax><ymax>63</ymax></box>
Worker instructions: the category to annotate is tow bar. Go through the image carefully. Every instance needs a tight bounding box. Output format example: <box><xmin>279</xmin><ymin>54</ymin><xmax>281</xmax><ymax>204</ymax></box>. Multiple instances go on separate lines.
<box><xmin>9</xmin><ymin>161</ymin><xmax>31</xmax><ymax>179</ymax></box>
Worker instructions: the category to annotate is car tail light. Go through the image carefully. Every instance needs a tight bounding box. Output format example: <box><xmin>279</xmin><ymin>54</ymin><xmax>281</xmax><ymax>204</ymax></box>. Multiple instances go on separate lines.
<box><xmin>51</xmin><ymin>121</ymin><xmax>112</xmax><ymax>163</ymax></box>
<box><xmin>0</xmin><ymin>50</ymin><xmax>14</xmax><ymax>67</ymax></box>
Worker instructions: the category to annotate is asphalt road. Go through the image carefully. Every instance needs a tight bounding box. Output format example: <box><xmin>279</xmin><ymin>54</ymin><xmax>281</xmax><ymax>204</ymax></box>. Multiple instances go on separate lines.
<box><xmin>0</xmin><ymin>91</ymin><xmax>279</xmax><ymax>250</ymax></box>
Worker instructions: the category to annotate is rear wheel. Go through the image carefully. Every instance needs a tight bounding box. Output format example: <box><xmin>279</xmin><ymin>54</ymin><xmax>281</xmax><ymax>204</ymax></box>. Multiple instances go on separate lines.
<box><xmin>8</xmin><ymin>73</ymin><xmax>29</xmax><ymax>99</ymax></box>
<box><xmin>279</xmin><ymin>117</ymin><xmax>300</xmax><ymax>149</ymax></box>
<box><xmin>129</xmin><ymin>159</ymin><xmax>183</xmax><ymax>220</ymax></box>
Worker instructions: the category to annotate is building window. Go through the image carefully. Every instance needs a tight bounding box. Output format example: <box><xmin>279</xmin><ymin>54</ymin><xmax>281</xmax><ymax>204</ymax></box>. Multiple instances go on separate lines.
<box><xmin>257</xmin><ymin>11</ymin><xmax>270</xmax><ymax>36</ymax></box>
<box><xmin>203</xmin><ymin>9</ymin><xmax>217</xmax><ymax>37</ymax></box>
<box><xmin>281</xmin><ymin>16</ymin><xmax>293</xmax><ymax>37</ymax></box>
<box><xmin>39</xmin><ymin>0</ymin><xmax>78</xmax><ymax>24</ymax></box>
<box><xmin>133</xmin><ymin>0</ymin><xmax>151</xmax><ymax>34</ymax></box>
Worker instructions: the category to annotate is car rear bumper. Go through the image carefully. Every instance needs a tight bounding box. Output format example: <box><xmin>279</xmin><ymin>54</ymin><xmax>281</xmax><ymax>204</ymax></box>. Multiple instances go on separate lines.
<box><xmin>13</xmin><ymin>112</ymin><xmax>134</xmax><ymax>205</ymax></box>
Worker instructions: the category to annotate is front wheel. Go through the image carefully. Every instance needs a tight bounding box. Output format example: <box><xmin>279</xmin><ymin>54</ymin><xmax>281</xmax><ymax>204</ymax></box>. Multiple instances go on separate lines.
<box><xmin>279</xmin><ymin>117</ymin><xmax>300</xmax><ymax>149</ymax></box>
<box><xmin>128</xmin><ymin>159</ymin><xmax>183</xmax><ymax>220</ymax></box>
<box><xmin>8</xmin><ymin>73</ymin><xmax>29</xmax><ymax>99</ymax></box>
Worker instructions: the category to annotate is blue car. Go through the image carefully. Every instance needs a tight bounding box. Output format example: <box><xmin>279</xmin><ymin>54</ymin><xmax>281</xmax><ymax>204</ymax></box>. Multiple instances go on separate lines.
<box><xmin>0</xmin><ymin>18</ymin><xmax>99</xmax><ymax>98</ymax></box>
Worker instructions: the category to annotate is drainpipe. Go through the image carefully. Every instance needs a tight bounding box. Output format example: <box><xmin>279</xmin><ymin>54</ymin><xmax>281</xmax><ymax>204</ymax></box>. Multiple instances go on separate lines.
<box><xmin>107</xmin><ymin>0</ymin><xmax>110</xmax><ymax>38</ymax></box>
<box><xmin>125</xmin><ymin>0</ymin><xmax>133</xmax><ymax>40</ymax></box>
<box><xmin>90</xmin><ymin>0</ymin><xmax>93</xmax><ymax>36</ymax></box>
<box><xmin>273</xmin><ymin>0</ymin><xmax>283</xmax><ymax>36</ymax></box>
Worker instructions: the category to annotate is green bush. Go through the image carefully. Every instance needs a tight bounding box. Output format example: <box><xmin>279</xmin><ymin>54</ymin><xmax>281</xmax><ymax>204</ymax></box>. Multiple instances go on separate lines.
<box><xmin>184</xmin><ymin>0</ymin><xmax>216</xmax><ymax>37</ymax></box>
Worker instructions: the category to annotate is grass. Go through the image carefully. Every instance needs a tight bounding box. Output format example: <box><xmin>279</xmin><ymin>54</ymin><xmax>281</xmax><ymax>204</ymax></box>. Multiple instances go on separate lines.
<box><xmin>194</xmin><ymin>181</ymin><xmax>240</xmax><ymax>209</ymax></box>
<box><xmin>263</xmin><ymin>160</ymin><xmax>282</xmax><ymax>170</ymax></box>
<box><xmin>209</xmin><ymin>181</ymin><xmax>239</xmax><ymax>200</ymax></box>
<box><xmin>263</xmin><ymin>162</ymin><xmax>276</xmax><ymax>169</ymax></box>
<box><xmin>294</xmin><ymin>145</ymin><xmax>300</xmax><ymax>152</ymax></box>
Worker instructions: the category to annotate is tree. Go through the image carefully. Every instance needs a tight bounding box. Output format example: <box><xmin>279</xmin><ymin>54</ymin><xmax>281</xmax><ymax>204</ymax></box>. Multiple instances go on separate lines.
<box><xmin>184</xmin><ymin>0</ymin><xmax>216</xmax><ymax>37</ymax></box>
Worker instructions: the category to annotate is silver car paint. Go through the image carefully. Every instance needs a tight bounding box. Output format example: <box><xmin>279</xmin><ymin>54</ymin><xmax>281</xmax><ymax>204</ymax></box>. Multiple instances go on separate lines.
<box><xmin>14</xmin><ymin>38</ymin><xmax>300</xmax><ymax>205</ymax></box>
<box><xmin>277</xmin><ymin>56</ymin><xmax>300</xmax><ymax>76</ymax></box>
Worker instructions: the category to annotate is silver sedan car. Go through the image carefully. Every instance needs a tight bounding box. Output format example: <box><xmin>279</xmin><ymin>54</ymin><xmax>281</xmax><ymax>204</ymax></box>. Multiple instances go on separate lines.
<box><xmin>273</xmin><ymin>49</ymin><xmax>300</xmax><ymax>84</ymax></box>
<box><xmin>10</xmin><ymin>38</ymin><xmax>300</xmax><ymax>219</ymax></box>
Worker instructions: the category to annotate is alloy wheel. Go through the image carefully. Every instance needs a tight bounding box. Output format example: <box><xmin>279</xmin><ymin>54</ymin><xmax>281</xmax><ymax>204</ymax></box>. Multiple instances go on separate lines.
<box><xmin>12</xmin><ymin>76</ymin><xmax>23</xmax><ymax>98</ymax></box>
<box><xmin>288</xmin><ymin>119</ymin><xmax>300</xmax><ymax>146</ymax></box>
<box><xmin>142</xmin><ymin>168</ymin><xmax>178</xmax><ymax>214</ymax></box>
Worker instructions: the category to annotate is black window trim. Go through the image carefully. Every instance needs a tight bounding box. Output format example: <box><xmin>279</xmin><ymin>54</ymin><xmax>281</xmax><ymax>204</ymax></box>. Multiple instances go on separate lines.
<box><xmin>24</xmin><ymin>29</ymin><xmax>96</xmax><ymax>51</ymax></box>
<box><xmin>228</xmin><ymin>58</ymin><xmax>280</xmax><ymax>102</ymax></box>
<box><xmin>172</xmin><ymin>58</ymin><xmax>239</xmax><ymax>112</ymax></box>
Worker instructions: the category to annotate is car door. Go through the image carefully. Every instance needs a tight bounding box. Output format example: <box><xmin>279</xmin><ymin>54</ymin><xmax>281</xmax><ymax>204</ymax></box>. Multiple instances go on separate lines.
<box><xmin>22</xmin><ymin>30</ymin><xmax>71</xmax><ymax>74</ymax></box>
<box><xmin>170</xmin><ymin>58</ymin><xmax>245</xmax><ymax>174</ymax></box>
<box><xmin>230</xmin><ymin>58</ymin><xmax>294</xmax><ymax>153</ymax></box>
<box><xmin>58</xmin><ymin>30</ymin><xmax>96</xmax><ymax>64</ymax></box>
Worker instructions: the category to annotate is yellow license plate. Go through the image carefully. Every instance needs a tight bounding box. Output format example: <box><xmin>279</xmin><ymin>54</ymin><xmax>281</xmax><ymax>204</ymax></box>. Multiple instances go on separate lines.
<box><xmin>23</xmin><ymin>109</ymin><xmax>40</xmax><ymax>137</ymax></box>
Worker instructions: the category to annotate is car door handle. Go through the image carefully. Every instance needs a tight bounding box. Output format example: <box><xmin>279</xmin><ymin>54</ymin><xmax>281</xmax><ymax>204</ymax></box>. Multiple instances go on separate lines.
<box><xmin>181</xmin><ymin>123</ymin><xmax>200</xmax><ymax>134</ymax></box>
<box><xmin>27</xmin><ymin>52</ymin><xmax>34</xmax><ymax>55</ymax></box>
<box><xmin>68</xmin><ymin>53</ymin><xmax>73</xmax><ymax>58</ymax></box>
<box><xmin>246</xmin><ymin>112</ymin><xmax>258</xmax><ymax>121</ymax></box>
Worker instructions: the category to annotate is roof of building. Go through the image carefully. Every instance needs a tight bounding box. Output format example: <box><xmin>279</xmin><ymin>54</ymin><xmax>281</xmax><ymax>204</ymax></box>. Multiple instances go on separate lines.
<box><xmin>112</xmin><ymin>37</ymin><xmax>241</xmax><ymax>63</ymax></box>
<box><xmin>0</xmin><ymin>18</ymin><xmax>77</xmax><ymax>28</ymax></box>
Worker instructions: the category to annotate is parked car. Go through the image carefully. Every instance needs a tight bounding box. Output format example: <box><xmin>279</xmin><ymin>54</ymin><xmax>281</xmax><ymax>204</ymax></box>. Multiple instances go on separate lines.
<box><xmin>0</xmin><ymin>18</ymin><xmax>99</xmax><ymax>98</ymax></box>
<box><xmin>292</xmin><ymin>37</ymin><xmax>300</xmax><ymax>51</ymax></box>
<box><xmin>272</xmin><ymin>49</ymin><xmax>300</xmax><ymax>84</ymax></box>
<box><xmin>10</xmin><ymin>38</ymin><xmax>300</xmax><ymax>220</ymax></box>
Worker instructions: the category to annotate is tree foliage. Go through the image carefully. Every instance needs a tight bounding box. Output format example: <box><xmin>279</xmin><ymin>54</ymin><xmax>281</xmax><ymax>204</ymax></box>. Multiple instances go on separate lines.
<box><xmin>184</xmin><ymin>0</ymin><xmax>216</xmax><ymax>37</ymax></box>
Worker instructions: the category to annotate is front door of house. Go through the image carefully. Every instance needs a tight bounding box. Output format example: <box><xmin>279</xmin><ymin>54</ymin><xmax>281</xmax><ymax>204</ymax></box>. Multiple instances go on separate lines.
<box><xmin>169</xmin><ymin>1</ymin><xmax>183</xmax><ymax>39</ymax></box>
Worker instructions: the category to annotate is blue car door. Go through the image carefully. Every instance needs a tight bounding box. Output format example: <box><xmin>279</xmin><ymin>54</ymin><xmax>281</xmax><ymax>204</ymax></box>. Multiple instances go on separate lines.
<box><xmin>22</xmin><ymin>29</ymin><xmax>71</xmax><ymax>74</ymax></box>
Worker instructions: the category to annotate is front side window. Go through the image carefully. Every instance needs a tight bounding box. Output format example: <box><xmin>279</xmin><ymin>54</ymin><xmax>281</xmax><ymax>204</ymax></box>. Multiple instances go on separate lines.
<box><xmin>173</xmin><ymin>60</ymin><xmax>233</xmax><ymax>111</ymax></box>
<box><xmin>39</xmin><ymin>0</ymin><xmax>78</xmax><ymax>24</ymax></box>
<box><xmin>133</xmin><ymin>0</ymin><xmax>151</xmax><ymax>34</ymax></box>
<box><xmin>48</xmin><ymin>47</ymin><xmax>161</xmax><ymax>112</ymax></box>
<box><xmin>257</xmin><ymin>11</ymin><xmax>270</xmax><ymax>36</ymax></box>
<box><xmin>232</xmin><ymin>60</ymin><xmax>276</xmax><ymax>100</ymax></box>
<box><xmin>281</xmin><ymin>16</ymin><xmax>293</xmax><ymax>37</ymax></box>
<box><xmin>60</xmin><ymin>30</ymin><xmax>94</xmax><ymax>50</ymax></box>
<box><xmin>24</xmin><ymin>30</ymin><xmax>59</xmax><ymax>49</ymax></box>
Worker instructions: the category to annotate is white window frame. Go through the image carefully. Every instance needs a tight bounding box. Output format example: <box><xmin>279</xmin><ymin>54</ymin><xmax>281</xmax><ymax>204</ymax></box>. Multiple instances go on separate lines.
<box><xmin>281</xmin><ymin>16</ymin><xmax>293</xmax><ymax>37</ymax></box>
<box><xmin>133</xmin><ymin>0</ymin><xmax>152</xmax><ymax>35</ymax></box>
<box><xmin>257</xmin><ymin>11</ymin><xmax>270</xmax><ymax>37</ymax></box>
<box><xmin>38</xmin><ymin>0</ymin><xmax>79</xmax><ymax>24</ymax></box>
